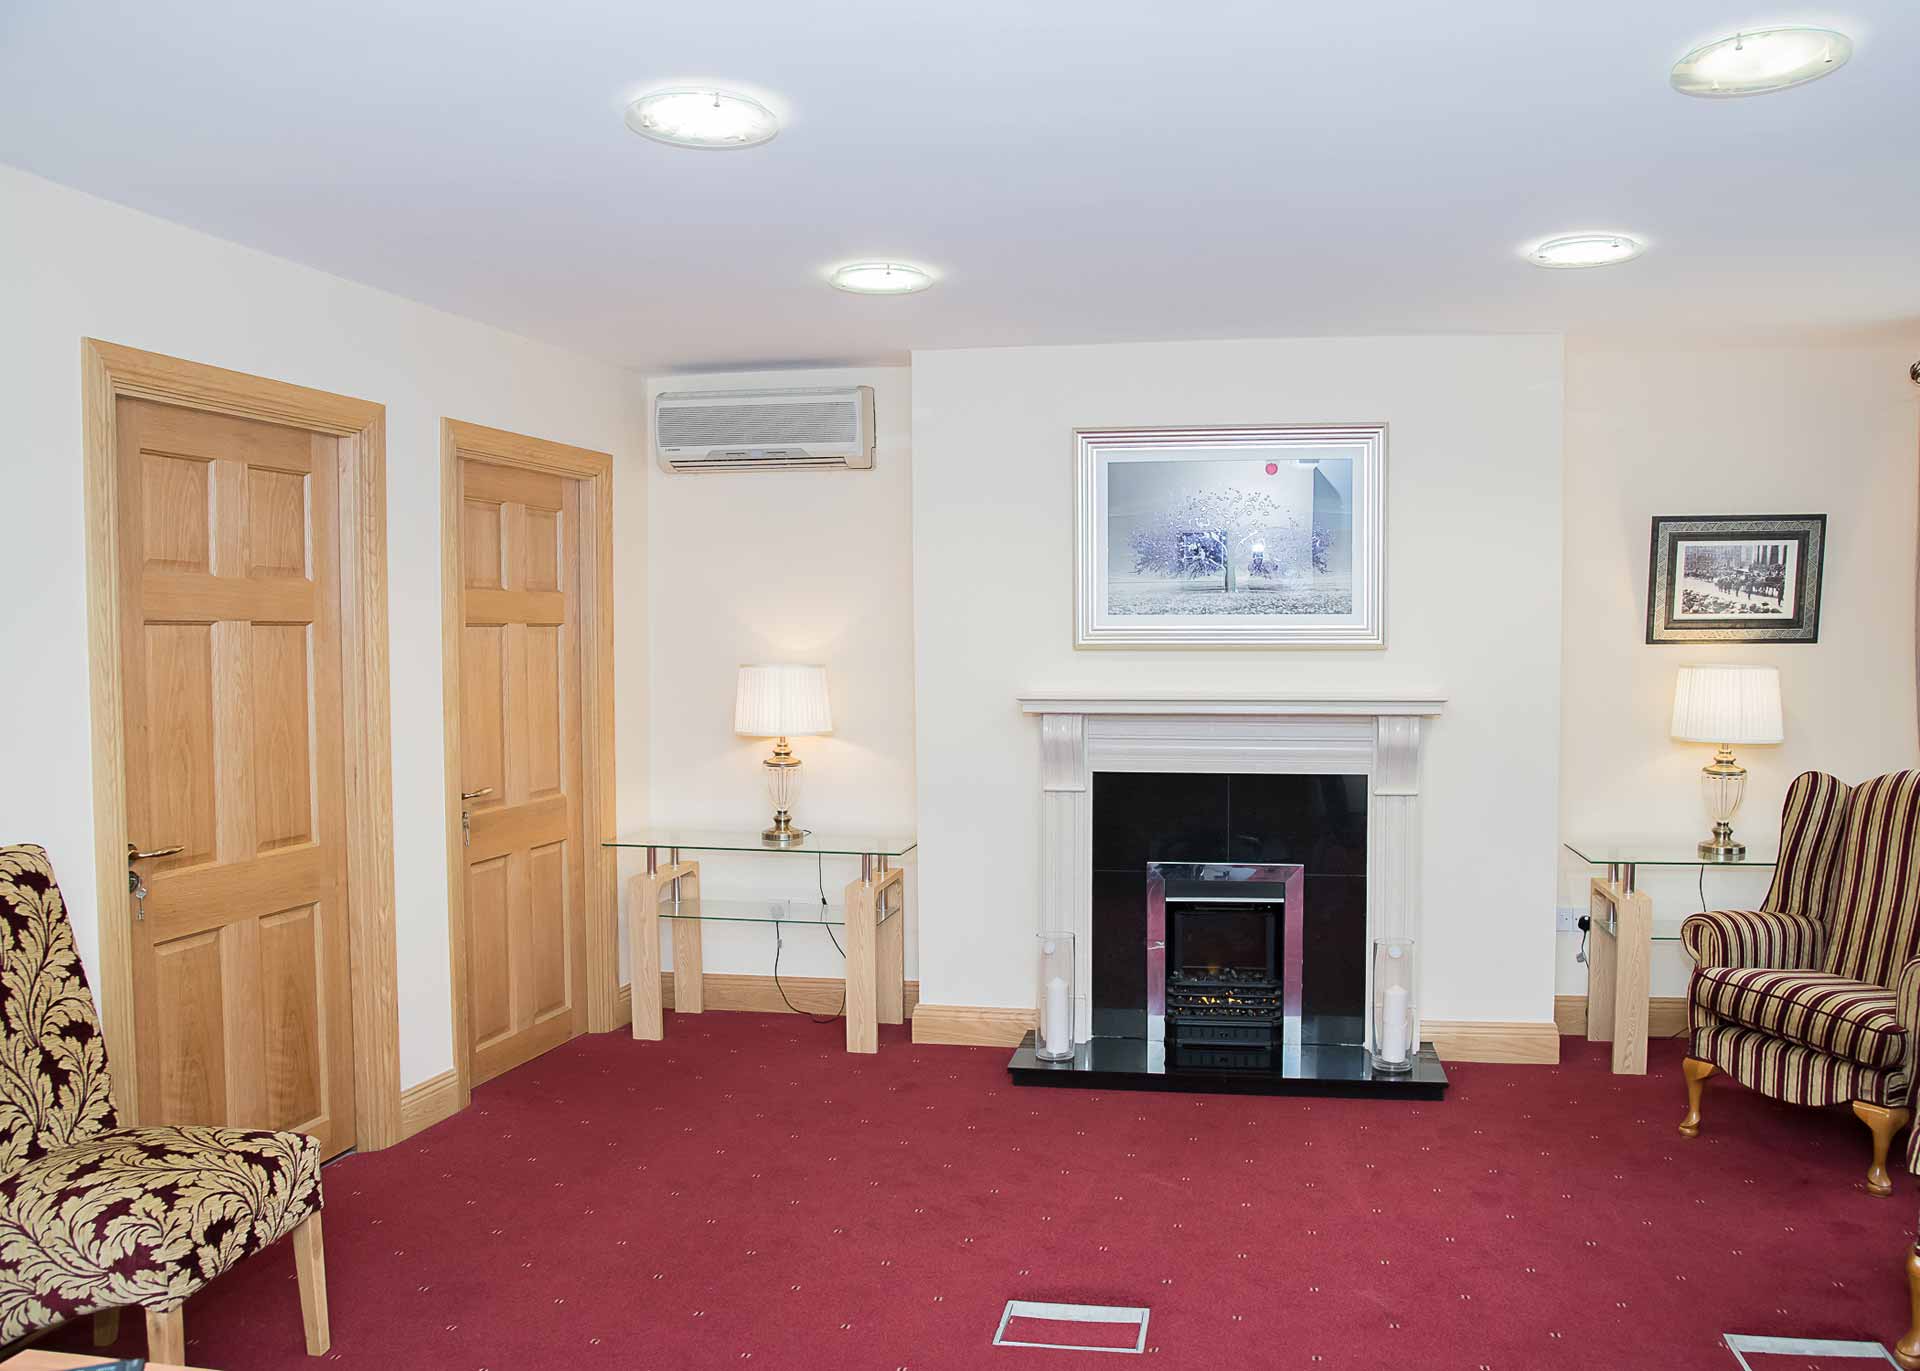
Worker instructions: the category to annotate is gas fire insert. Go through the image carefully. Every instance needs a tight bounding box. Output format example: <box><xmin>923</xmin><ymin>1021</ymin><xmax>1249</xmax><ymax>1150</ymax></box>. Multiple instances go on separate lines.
<box><xmin>1148</xmin><ymin>863</ymin><xmax>1304</xmax><ymax>1061</ymax></box>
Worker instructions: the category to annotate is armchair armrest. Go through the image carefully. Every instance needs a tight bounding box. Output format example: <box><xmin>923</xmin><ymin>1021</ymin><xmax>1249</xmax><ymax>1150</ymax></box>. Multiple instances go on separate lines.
<box><xmin>1680</xmin><ymin>908</ymin><xmax>1824</xmax><ymax>970</ymax></box>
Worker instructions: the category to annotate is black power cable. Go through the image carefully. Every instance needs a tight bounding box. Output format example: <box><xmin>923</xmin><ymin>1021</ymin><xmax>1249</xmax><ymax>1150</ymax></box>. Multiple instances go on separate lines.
<box><xmin>771</xmin><ymin>853</ymin><xmax>846</xmax><ymax>1023</ymax></box>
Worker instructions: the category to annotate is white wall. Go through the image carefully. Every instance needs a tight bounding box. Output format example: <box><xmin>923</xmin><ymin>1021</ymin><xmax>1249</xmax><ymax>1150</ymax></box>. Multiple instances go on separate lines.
<box><xmin>1558</xmin><ymin>339</ymin><xmax>1920</xmax><ymax>998</ymax></box>
<box><xmin>639</xmin><ymin>368</ymin><xmax>916</xmax><ymax>984</ymax></box>
<box><xmin>910</xmin><ymin>336</ymin><xmax>1566</xmax><ymax>1025</ymax></box>
<box><xmin>0</xmin><ymin>166</ymin><xmax>648</xmax><ymax>1088</ymax></box>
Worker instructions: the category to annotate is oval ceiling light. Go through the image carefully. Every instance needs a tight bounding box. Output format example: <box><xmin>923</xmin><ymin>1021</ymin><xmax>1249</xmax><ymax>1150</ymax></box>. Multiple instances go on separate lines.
<box><xmin>828</xmin><ymin>261</ymin><xmax>936</xmax><ymax>295</ymax></box>
<box><xmin>1526</xmin><ymin>233</ymin><xmax>1646</xmax><ymax>269</ymax></box>
<box><xmin>624</xmin><ymin>87</ymin><xmax>779</xmax><ymax>149</ymax></box>
<box><xmin>1671</xmin><ymin>26</ymin><xmax>1852</xmax><ymax>97</ymax></box>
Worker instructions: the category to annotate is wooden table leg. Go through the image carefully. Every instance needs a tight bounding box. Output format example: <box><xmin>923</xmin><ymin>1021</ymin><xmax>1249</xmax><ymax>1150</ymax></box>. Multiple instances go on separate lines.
<box><xmin>664</xmin><ymin>861</ymin><xmax>704</xmax><ymax>1015</ymax></box>
<box><xmin>629</xmin><ymin>870</ymin><xmax>664</xmax><ymax>1040</ymax></box>
<box><xmin>1586</xmin><ymin>878</ymin><xmax>1619</xmax><ymax>1045</ymax></box>
<box><xmin>843</xmin><ymin>867</ymin><xmax>879</xmax><ymax>1053</ymax></box>
<box><xmin>876</xmin><ymin>869</ymin><xmax>905</xmax><ymax>1027</ymax></box>
<box><xmin>672</xmin><ymin>914</ymin><xmax>705</xmax><ymax>1016</ymax></box>
<box><xmin>1611</xmin><ymin>884</ymin><xmax>1652</xmax><ymax>1075</ymax></box>
<box><xmin>1584</xmin><ymin>876</ymin><xmax>1651</xmax><ymax>1075</ymax></box>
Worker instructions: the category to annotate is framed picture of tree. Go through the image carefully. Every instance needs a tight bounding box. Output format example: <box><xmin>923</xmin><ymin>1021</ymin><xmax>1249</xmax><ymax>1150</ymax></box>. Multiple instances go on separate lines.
<box><xmin>1073</xmin><ymin>423</ymin><xmax>1386</xmax><ymax>647</ymax></box>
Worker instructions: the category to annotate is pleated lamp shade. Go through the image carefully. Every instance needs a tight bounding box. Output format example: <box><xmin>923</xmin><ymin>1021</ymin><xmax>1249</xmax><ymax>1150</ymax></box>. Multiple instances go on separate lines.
<box><xmin>734</xmin><ymin>664</ymin><xmax>833</xmax><ymax>738</ymax></box>
<box><xmin>1671</xmin><ymin>665</ymin><xmax>1784</xmax><ymax>745</ymax></box>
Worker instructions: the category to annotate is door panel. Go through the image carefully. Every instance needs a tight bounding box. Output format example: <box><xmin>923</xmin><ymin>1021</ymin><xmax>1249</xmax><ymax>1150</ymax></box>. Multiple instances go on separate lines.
<box><xmin>118</xmin><ymin>396</ymin><xmax>357</xmax><ymax>1158</ymax></box>
<box><xmin>142</xmin><ymin>624</ymin><xmax>217</xmax><ymax>866</ymax></box>
<box><xmin>458</xmin><ymin>457</ymin><xmax>588</xmax><ymax>1085</ymax></box>
<box><xmin>526</xmin><ymin>626</ymin><xmax>563</xmax><ymax>796</ymax></box>
<box><xmin>259</xmin><ymin>902</ymin><xmax>324</xmax><ymax>1127</ymax></box>
<box><xmin>251</xmin><ymin>625</ymin><xmax>314</xmax><ymax>850</ymax></box>
<box><xmin>529</xmin><ymin>840</ymin><xmax>569</xmax><ymax>1018</ymax></box>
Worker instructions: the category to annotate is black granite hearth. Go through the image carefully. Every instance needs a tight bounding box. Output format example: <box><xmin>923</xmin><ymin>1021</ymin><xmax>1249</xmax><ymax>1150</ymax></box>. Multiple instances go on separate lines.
<box><xmin>1006</xmin><ymin>1033</ymin><xmax>1448</xmax><ymax>1099</ymax></box>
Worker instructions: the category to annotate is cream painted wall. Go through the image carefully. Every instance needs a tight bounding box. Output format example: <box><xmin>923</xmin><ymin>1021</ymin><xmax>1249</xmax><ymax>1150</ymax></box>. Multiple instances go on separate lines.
<box><xmin>638</xmin><ymin>368</ymin><xmax>916</xmax><ymax>985</ymax></box>
<box><xmin>909</xmin><ymin>336</ymin><xmax>1566</xmax><ymax>1025</ymax></box>
<box><xmin>0</xmin><ymin>166</ymin><xmax>648</xmax><ymax>1089</ymax></box>
<box><xmin>1557</xmin><ymin>339</ymin><xmax>1920</xmax><ymax>999</ymax></box>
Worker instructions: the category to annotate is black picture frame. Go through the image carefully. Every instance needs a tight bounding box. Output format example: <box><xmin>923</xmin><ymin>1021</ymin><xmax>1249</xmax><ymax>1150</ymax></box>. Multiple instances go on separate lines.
<box><xmin>1646</xmin><ymin>514</ymin><xmax>1826</xmax><ymax>644</ymax></box>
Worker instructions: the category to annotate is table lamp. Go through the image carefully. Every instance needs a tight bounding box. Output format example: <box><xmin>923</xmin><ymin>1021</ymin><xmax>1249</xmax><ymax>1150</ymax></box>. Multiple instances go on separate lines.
<box><xmin>1671</xmin><ymin>664</ymin><xmax>1783</xmax><ymax>860</ymax></box>
<box><xmin>735</xmin><ymin>664</ymin><xmax>833</xmax><ymax>846</ymax></box>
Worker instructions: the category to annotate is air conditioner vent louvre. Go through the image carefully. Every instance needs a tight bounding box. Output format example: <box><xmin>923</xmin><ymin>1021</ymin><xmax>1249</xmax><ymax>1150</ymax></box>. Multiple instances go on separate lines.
<box><xmin>655</xmin><ymin>385</ymin><xmax>875</xmax><ymax>473</ymax></box>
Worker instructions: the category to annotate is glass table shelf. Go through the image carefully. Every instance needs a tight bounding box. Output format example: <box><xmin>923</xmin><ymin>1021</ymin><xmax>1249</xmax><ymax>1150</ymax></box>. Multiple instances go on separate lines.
<box><xmin>652</xmin><ymin>895</ymin><xmax>900</xmax><ymax>928</ymax></box>
<box><xmin>1563</xmin><ymin>839</ymin><xmax>1779</xmax><ymax>868</ymax></box>
<box><xmin>1565</xmin><ymin>839</ymin><xmax>1780</xmax><ymax>944</ymax></box>
<box><xmin>606</xmin><ymin>829</ymin><xmax>917</xmax><ymax>858</ymax></box>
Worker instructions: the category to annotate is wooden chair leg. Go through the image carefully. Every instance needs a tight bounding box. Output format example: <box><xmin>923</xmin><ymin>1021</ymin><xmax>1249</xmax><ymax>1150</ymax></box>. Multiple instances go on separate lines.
<box><xmin>1678</xmin><ymin>1056</ymin><xmax>1716</xmax><ymax>1136</ymax></box>
<box><xmin>292</xmin><ymin>1211</ymin><xmax>331</xmax><ymax>1355</ymax></box>
<box><xmin>1853</xmin><ymin>1101</ymin><xmax>1911</xmax><ymax>1197</ymax></box>
<box><xmin>1898</xmin><ymin>1245</ymin><xmax>1920</xmax><ymax>1370</ymax></box>
<box><xmin>146</xmin><ymin>1307</ymin><xmax>184</xmax><ymax>1365</ymax></box>
<box><xmin>92</xmin><ymin>1309</ymin><xmax>119</xmax><ymax>1348</ymax></box>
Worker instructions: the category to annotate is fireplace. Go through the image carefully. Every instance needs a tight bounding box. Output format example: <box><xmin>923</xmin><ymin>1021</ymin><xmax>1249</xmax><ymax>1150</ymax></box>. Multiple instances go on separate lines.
<box><xmin>1149</xmin><ymin>862</ymin><xmax>1303</xmax><ymax>1068</ymax></box>
<box><xmin>1009</xmin><ymin>690</ymin><xmax>1449</xmax><ymax>1099</ymax></box>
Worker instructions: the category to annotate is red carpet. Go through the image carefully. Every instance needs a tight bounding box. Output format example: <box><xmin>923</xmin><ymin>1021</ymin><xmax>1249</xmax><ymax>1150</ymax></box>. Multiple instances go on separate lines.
<box><xmin>54</xmin><ymin>1016</ymin><xmax>1918</xmax><ymax>1369</ymax></box>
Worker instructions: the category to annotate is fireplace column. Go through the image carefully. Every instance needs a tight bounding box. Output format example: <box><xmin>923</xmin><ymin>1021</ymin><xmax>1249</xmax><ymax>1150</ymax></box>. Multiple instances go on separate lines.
<box><xmin>1370</xmin><ymin>716</ymin><xmax>1425</xmax><ymax>1048</ymax></box>
<box><xmin>1037</xmin><ymin>712</ymin><xmax>1092</xmax><ymax>1041</ymax></box>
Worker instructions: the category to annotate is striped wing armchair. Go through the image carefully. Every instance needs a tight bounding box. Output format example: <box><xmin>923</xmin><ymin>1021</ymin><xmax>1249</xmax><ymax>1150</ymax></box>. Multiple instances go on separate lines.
<box><xmin>1899</xmin><ymin>1130</ymin><xmax>1920</xmax><ymax>1367</ymax></box>
<box><xmin>1678</xmin><ymin>770</ymin><xmax>1920</xmax><ymax>1195</ymax></box>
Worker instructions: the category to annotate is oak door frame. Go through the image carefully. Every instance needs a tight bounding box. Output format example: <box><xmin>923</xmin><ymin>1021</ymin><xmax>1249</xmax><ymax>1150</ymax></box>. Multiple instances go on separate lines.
<box><xmin>81</xmin><ymin>338</ymin><xmax>404</xmax><ymax>1151</ymax></box>
<box><xmin>440</xmin><ymin>418</ymin><xmax>617</xmax><ymax>1109</ymax></box>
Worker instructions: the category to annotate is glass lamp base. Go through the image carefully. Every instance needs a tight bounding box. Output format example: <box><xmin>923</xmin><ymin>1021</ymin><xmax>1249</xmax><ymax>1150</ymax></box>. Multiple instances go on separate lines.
<box><xmin>1698</xmin><ymin>754</ymin><xmax>1747</xmax><ymax>863</ymax></box>
<box><xmin>761</xmin><ymin>748</ymin><xmax>805</xmax><ymax>846</ymax></box>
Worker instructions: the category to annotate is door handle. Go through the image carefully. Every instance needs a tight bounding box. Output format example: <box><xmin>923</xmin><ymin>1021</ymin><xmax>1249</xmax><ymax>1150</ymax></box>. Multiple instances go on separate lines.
<box><xmin>127</xmin><ymin>843</ymin><xmax>184</xmax><ymax>861</ymax></box>
<box><xmin>460</xmin><ymin>788</ymin><xmax>492</xmax><ymax>846</ymax></box>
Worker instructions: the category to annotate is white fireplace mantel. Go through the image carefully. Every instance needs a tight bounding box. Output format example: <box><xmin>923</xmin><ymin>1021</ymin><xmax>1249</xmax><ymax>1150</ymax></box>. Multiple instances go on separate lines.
<box><xmin>1016</xmin><ymin>689</ymin><xmax>1446</xmax><ymax>1043</ymax></box>
<box><xmin>1018</xmin><ymin>690</ymin><xmax>1447</xmax><ymax>718</ymax></box>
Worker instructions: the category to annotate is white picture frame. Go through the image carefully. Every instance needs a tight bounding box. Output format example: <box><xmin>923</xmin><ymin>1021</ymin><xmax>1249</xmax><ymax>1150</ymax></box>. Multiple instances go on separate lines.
<box><xmin>1073</xmin><ymin>423</ymin><xmax>1386</xmax><ymax>648</ymax></box>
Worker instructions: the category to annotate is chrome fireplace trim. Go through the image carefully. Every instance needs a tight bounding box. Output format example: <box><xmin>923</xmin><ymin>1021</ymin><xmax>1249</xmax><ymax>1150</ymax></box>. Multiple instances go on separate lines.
<box><xmin>1146</xmin><ymin>861</ymin><xmax>1306</xmax><ymax>1050</ymax></box>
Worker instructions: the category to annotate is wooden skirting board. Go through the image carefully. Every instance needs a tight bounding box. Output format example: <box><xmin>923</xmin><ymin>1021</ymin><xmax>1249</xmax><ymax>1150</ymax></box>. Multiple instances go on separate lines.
<box><xmin>398</xmin><ymin>1070</ymin><xmax>462</xmax><ymax>1140</ymax></box>
<box><xmin>1554</xmin><ymin>993</ymin><xmax>1688</xmax><ymax>1041</ymax></box>
<box><xmin>1421</xmin><ymin>1020</ymin><xmax>1560</xmax><ymax>1064</ymax></box>
<box><xmin>611</xmin><ymin>974</ymin><xmax>923</xmax><ymax>1029</ymax></box>
<box><xmin>911</xmin><ymin>1004</ymin><xmax>1037</xmax><ymax>1048</ymax></box>
<box><xmin>909</xmin><ymin>1005</ymin><xmax>1564</xmax><ymax>1063</ymax></box>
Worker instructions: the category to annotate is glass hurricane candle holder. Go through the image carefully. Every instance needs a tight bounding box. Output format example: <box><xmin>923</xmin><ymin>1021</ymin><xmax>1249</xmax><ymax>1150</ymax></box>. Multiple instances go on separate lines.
<box><xmin>1035</xmin><ymin>932</ymin><xmax>1076</xmax><ymax>1062</ymax></box>
<box><xmin>1370</xmin><ymin>937</ymin><xmax>1416</xmax><ymax>1074</ymax></box>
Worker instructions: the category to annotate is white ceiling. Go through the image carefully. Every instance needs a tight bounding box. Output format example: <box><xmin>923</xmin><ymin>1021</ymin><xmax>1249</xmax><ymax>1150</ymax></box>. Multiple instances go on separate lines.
<box><xmin>2</xmin><ymin>0</ymin><xmax>1915</xmax><ymax>372</ymax></box>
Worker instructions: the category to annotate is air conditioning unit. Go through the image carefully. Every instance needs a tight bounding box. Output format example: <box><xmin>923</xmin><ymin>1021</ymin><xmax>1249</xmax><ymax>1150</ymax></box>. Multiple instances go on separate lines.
<box><xmin>655</xmin><ymin>386</ymin><xmax>875</xmax><ymax>472</ymax></box>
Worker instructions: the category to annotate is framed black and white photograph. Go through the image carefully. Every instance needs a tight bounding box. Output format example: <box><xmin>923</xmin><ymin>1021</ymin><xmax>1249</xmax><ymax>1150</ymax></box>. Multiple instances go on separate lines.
<box><xmin>1646</xmin><ymin>514</ymin><xmax>1826</xmax><ymax>644</ymax></box>
<box><xmin>1073</xmin><ymin>423</ymin><xmax>1385</xmax><ymax>648</ymax></box>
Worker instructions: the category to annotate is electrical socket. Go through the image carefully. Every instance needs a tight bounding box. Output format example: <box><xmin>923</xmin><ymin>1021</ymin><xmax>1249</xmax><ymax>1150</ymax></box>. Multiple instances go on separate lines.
<box><xmin>1555</xmin><ymin>905</ymin><xmax>1581</xmax><ymax>933</ymax></box>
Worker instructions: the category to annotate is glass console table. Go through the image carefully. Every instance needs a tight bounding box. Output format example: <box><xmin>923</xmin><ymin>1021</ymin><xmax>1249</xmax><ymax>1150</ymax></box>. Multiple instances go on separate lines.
<box><xmin>604</xmin><ymin>830</ymin><xmax>916</xmax><ymax>1054</ymax></box>
<box><xmin>1563</xmin><ymin>839</ymin><xmax>1779</xmax><ymax>1076</ymax></box>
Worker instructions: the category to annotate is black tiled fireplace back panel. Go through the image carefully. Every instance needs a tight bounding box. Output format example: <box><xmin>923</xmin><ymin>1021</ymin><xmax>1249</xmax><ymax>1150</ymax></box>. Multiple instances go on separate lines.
<box><xmin>1090</xmin><ymin>772</ymin><xmax>1368</xmax><ymax>1040</ymax></box>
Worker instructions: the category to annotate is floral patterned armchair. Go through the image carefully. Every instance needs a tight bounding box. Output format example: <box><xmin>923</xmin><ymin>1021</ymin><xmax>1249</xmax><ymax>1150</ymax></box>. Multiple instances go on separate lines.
<box><xmin>1678</xmin><ymin>770</ymin><xmax>1920</xmax><ymax>1195</ymax></box>
<box><xmin>0</xmin><ymin>844</ymin><xmax>329</xmax><ymax>1361</ymax></box>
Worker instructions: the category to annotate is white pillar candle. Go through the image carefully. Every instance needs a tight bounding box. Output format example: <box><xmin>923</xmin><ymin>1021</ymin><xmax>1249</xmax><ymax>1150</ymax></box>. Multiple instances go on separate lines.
<box><xmin>1044</xmin><ymin>974</ymin><xmax>1071</xmax><ymax>1057</ymax></box>
<box><xmin>1380</xmin><ymin>982</ymin><xmax>1410</xmax><ymax>1064</ymax></box>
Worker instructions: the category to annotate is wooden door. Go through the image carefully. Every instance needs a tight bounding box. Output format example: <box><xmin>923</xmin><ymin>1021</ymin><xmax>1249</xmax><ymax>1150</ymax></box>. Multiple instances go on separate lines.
<box><xmin>116</xmin><ymin>397</ymin><xmax>357</xmax><ymax>1157</ymax></box>
<box><xmin>457</xmin><ymin>459</ymin><xmax>589</xmax><ymax>1084</ymax></box>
